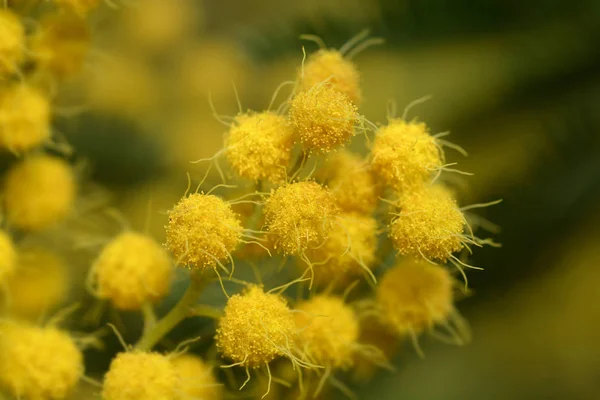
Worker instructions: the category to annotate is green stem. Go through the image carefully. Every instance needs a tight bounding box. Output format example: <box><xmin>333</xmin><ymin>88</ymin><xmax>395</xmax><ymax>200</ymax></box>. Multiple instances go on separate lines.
<box><xmin>135</xmin><ymin>271</ymin><xmax>210</xmax><ymax>351</ymax></box>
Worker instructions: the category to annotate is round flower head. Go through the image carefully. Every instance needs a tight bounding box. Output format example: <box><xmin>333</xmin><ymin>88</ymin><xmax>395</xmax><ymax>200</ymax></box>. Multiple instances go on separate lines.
<box><xmin>102</xmin><ymin>351</ymin><xmax>181</xmax><ymax>400</ymax></box>
<box><xmin>0</xmin><ymin>231</ymin><xmax>16</xmax><ymax>283</ymax></box>
<box><xmin>305</xmin><ymin>213</ymin><xmax>377</xmax><ymax>287</ymax></box>
<box><xmin>0</xmin><ymin>10</ymin><xmax>24</xmax><ymax>75</ymax></box>
<box><xmin>92</xmin><ymin>232</ymin><xmax>174</xmax><ymax>310</ymax></box>
<box><xmin>166</xmin><ymin>193</ymin><xmax>242</xmax><ymax>269</ymax></box>
<box><xmin>294</xmin><ymin>295</ymin><xmax>359</xmax><ymax>369</ymax></box>
<box><xmin>31</xmin><ymin>12</ymin><xmax>90</xmax><ymax>79</ymax></box>
<box><xmin>389</xmin><ymin>185</ymin><xmax>464</xmax><ymax>261</ymax></box>
<box><xmin>0</xmin><ymin>84</ymin><xmax>51</xmax><ymax>153</ymax></box>
<box><xmin>264</xmin><ymin>181</ymin><xmax>338</xmax><ymax>255</ymax></box>
<box><xmin>216</xmin><ymin>285</ymin><xmax>296</xmax><ymax>368</ymax></box>
<box><xmin>377</xmin><ymin>259</ymin><xmax>454</xmax><ymax>335</ymax></box>
<box><xmin>53</xmin><ymin>0</ymin><xmax>100</xmax><ymax>16</ymax></box>
<box><xmin>225</xmin><ymin>111</ymin><xmax>294</xmax><ymax>183</ymax></box>
<box><xmin>320</xmin><ymin>150</ymin><xmax>379</xmax><ymax>214</ymax></box>
<box><xmin>372</xmin><ymin>119</ymin><xmax>442</xmax><ymax>192</ymax></box>
<box><xmin>0</xmin><ymin>321</ymin><xmax>83</xmax><ymax>400</ymax></box>
<box><xmin>171</xmin><ymin>354</ymin><xmax>222</xmax><ymax>400</ymax></box>
<box><xmin>3</xmin><ymin>155</ymin><xmax>76</xmax><ymax>232</ymax></box>
<box><xmin>289</xmin><ymin>84</ymin><xmax>358</xmax><ymax>153</ymax></box>
<box><xmin>5</xmin><ymin>247</ymin><xmax>69</xmax><ymax>320</ymax></box>
<box><xmin>299</xmin><ymin>49</ymin><xmax>361</xmax><ymax>105</ymax></box>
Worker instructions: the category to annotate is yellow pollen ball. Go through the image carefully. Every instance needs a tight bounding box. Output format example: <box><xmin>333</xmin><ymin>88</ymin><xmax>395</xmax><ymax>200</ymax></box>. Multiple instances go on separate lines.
<box><xmin>0</xmin><ymin>321</ymin><xmax>83</xmax><ymax>400</ymax></box>
<box><xmin>294</xmin><ymin>295</ymin><xmax>359</xmax><ymax>369</ymax></box>
<box><xmin>320</xmin><ymin>150</ymin><xmax>379</xmax><ymax>214</ymax></box>
<box><xmin>102</xmin><ymin>352</ymin><xmax>181</xmax><ymax>400</ymax></box>
<box><xmin>171</xmin><ymin>354</ymin><xmax>222</xmax><ymax>400</ymax></box>
<box><xmin>0</xmin><ymin>230</ymin><xmax>16</xmax><ymax>284</ymax></box>
<box><xmin>305</xmin><ymin>213</ymin><xmax>377</xmax><ymax>287</ymax></box>
<box><xmin>4</xmin><ymin>247</ymin><xmax>69</xmax><ymax>320</ymax></box>
<box><xmin>377</xmin><ymin>259</ymin><xmax>454</xmax><ymax>335</ymax></box>
<box><xmin>3</xmin><ymin>155</ymin><xmax>76</xmax><ymax>232</ymax></box>
<box><xmin>0</xmin><ymin>10</ymin><xmax>24</xmax><ymax>75</ymax></box>
<box><xmin>289</xmin><ymin>84</ymin><xmax>358</xmax><ymax>153</ymax></box>
<box><xmin>372</xmin><ymin>119</ymin><xmax>442</xmax><ymax>192</ymax></box>
<box><xmin>264</xmin><ymin>181</ymin><xmax>338</xmax><ymax>255</ymax></box>
<box><xmin>0</xmin><ymin>85</ymin><xmax>51</xmax><ymax>153</ymax></box>
<box><xmin>92</xmin><ymin>232</ymin><xmax>174</xmax><ymax>310</ymax></box>
<box><xmin>299</xmin><ymin>49</ymin><xmax>362</xmax><ymax>105</ymax></box>
<box><xmin>389</xmin><ymin>185</ymin><xmax>464</xmax><ymax>261</ymax></box>
<box><xmin>31</xmin><ymin>13</ymin><xmax>90</xmax><ymax>79</ymax></box>
<box><xmin>216</xmin><ymin>286</ymin><xmax>296</xmax><ymax>368</ymax></box>
<box><xmin>166</xmin><ymin>193</ymin><xmax>242</xmax><ymax>270</ymax></box>
<box><xmin>225</xmin><ymin>112</ymin><xmax>294</xmax><ymax>183</ymax></box>
<box><xmin>53</xmin><ymin>0</ymin><xmax>100</xmax><ymax>17</ymax></box>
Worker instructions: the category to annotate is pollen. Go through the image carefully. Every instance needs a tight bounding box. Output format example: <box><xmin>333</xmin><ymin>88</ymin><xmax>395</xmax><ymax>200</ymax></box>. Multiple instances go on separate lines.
<box><xmin>377</xmin><ymin>259</ymin><xmax>454</xmax><ymax>336</ymax></box>
<box><xmin>389</xmin><ymin>185</ymin><xmax>464</xmax><ymax>261</ymax></box>
<box><xmin>225</xmin><ymin>111</ymin><xmax>294</xmax><ymax>183</ymax></box>
<box><xmin>294</xmin><ymin>295</ymin><xmax>359</xmax><ymax>369</ymax></box>
<box><xmin>320</xmin><ymin>150</ymin><xmax>379</xmax><ymax>214</ymax></box>
<box><xmin>102</xmin><ymin>351</ymin><xmax>181</xmax><ymax>400</ymax></box>
<box><xmin>92</xmin><ymin>232</ymin><xmax>174</xmax><ymax>311</ymax></box>
<box><xmin>4</xmin><ymin>247</ymin><xmax>69</xmax><ymax>320</ymax></box>
<box><xmin>371</xmin><ymin>119</ymin><xmax>442</xmax><ymax>192</ymax></box>
<box><xmin>305</xmin><ymin>213</ymin><xmax>377</xmax><ymax>287</ymax></box>
<box><xmin>0</xmin><ymin>84</ymin><xmax>51</xmax><ymax>153</ymax></box>
<box><xmin>0</xmin><ymin>321</ymin><xmax>83</xmax><ymax>400</ymax></box>
<box><xmin>264</xmin><ymin>181</ymin><xmax>338</xmax><ymax>255</ymax></box>
<box><xmin>3</xmin><ymin>155</ymin><xmax>76</xmax><ymax>232</ymax></box>
<box><xmin>289</xmin><ymin>84</ymin><xmax>358</xmax><ymax>153</ymax></box>
<box><xmin>0</xmin><ymin>10</ymin><xmax>24</xmax><ymax>75</ymax></box>
<box><xmin>299</xmin><ymin>49</ymin><xmax>362</xmax><ymax>105</ymax></box>
<box><xmin>0</xmin><ymin>230</ymin><xmax>16</xmax><ymax>284</ymax></box>
<box><xmin>31</xmin><ymin>12</ymin><xmax>90</xmax><ymax>79</ymax></box>
<box><xmin>166</xmin><ymin>193</ymin><xmax>242</xmax><ymax>270</ymax></box>
<box><xmin>216</xmin><ymin>285</ymin><xmax>296</xmax><ymax>368</ymax></box>
<box><xmin>171</xmin><ymin>354</ymin><xmax>222</xmax><ymax>400</ymax></box>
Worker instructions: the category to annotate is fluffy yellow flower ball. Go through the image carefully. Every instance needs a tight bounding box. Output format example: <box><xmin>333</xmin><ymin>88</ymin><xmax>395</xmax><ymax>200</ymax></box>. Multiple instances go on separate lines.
<box><xmin>171</xmin><ymin>354</ymin><xmax>222</xmax><ymax>400</ymax></box>
<box><xmin>377</xmin><ymin>259</ymin><xmax>454</xmax><ymax>335</ymax></box>
<box><xmin>92</xmin><ymin>232</ymin><xmax>174</xmax><ymax>310</ymax></box>
<box><xmin>0</xmin><ymin>85</ymin><xmax>51</xmax><ymax>153</ymax></box>
<box><xmin>389</xmin><ymin>185</ymin><xmax>464</xmax><ymax>261</ymax></box>
<box><xmin>102</xmin><ymin>352</ymin><xmax>181</xmax><ymax>400</ymax></box>
<box><xmin>0</xmin><ymin>321</ymin><xmax>83</xmax><ymax>400</ymax></box>
<box><xmin>299</xmin><ymin>49</ymin><xmax>362</xmax><ymax>105</ymax></box>
<box><xmin>305</xmin><ymin>213</ymin><xmax>377</xmax><ymax>287</ymax></box>
<box><xmin>225</xmin><ymin>112</ymin><xmax>294</xmax><ymax>183</ymax></box>
<box><xmin>320</xmin><ymin>150</ymin><xmax>379</xmax><ymax>214</ymax></box>
<box><xmin>289</xmin><ymin>84</ymin><xmax>358</xmax><ymax>153</ymax></box>
<box><xmin>166</xmin><ymin>193</ymin><xmax>242</xmax><ymax>270</ymax></box>
<box><xmin>31</xmin><ymin>12</ymin><xmax>90</xmax><ymax>79</ymax></box>
<box><xmin>0</xmin><ymin>230</ymin><xmax>16</xmax><ymax>284</ymax></box>
<box><xmin>216</xmin><ymin>286</ymin><xmax>296</xmax><ymax>368</ymax></box>
<box><xmin>294</xmin><ymin>295</ymin><xmax>359</xmax><ymax>369</ymax></box>
<box><xmin>3</xmin><ymin>155</ymin><xmax>76</xmax><ymax>232</ymax></box>
<box><xmin>4</xmin><ymin>247</ymin><xmax>69</xmax><ymax>320</ymax></box>
<box><xmin>372</xmin><ymin>119</ymin><xmax>442</xmax><ymax>192</ymax></box>
<box><xmin>0</xmin><ymin>10</ymin><xmax>24</xmax><ymax>75</ymax></box>
<box><xmin>264</xmin><ymin>181</ymin><xmax>338</xmax><ymax>255</ymax></box>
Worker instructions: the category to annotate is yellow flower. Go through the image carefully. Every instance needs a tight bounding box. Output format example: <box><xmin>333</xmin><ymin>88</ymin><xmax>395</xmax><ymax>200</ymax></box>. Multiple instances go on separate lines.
<box><xmin>92</xmin><ymin>232</ymin><xmax>174</xmax><ymax>310</ymax></box>
<box><xmin>216</xmin><ymin>286</ymin><xmax>296</xmax><ymax>368</ymax></box>
<box><xmin>166</xmin><ymin>193</ymin><xmax>242</xmax><ymax>270</ymax></box>
<box><xmin>102</xmin><ymin>351</ymin><xmax>181</xmax><ymax>400</ymax></box>
<box><xmin>225</xmin><ymin>112</ymin><xmax>294</xmax><ymax>183</ymax></box>
<box><xmin>0</xmin><ymin>321</ymin><xmax>83</xmax><ymax>400</ymax></box>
